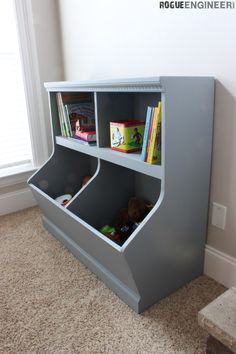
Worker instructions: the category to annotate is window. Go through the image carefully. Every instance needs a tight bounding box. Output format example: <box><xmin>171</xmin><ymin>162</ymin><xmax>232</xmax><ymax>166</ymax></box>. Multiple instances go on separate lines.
<box><xmin>0</xmin><ymin>0</ymin><xmax>49</xmax><ymax>183</ymax></box>
<box><xmin>0</xmin><ymin>0</ymin><xmax>32</xmax><ymax>171</ymax></box>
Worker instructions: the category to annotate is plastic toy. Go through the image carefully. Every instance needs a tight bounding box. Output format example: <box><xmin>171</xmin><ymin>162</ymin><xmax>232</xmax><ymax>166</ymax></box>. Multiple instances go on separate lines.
<box><xmin>99</xmin><ymin>225</ymin><xmax>122</xmax><ymax>244</ymax></box>
<box><xmin>99</xmin><ymin>198</ymin><xmax>153</xmax><ymax>245</ymax></box>
<box><xmin>55</xmin><ymin>194</ymin><xmax>72</xmax><ymax>206</ymax></box>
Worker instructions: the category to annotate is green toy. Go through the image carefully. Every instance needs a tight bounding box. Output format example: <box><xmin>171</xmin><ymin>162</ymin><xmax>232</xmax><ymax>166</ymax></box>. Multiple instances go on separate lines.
<box><xmin>100</xmin><ymin>225</ymin><xmax>116</xmax><ymax>235</ymax></box>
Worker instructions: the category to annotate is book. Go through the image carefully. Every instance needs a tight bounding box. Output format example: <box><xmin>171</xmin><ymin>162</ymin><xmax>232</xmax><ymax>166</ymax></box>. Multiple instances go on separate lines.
<box><xmin>56</xmin><ymin>93</ymin><xmax>95</xmax><ymax>138</ymax></box>
<box><xmin>75</xmin><ymin>130</ymin><xmax>96</xmax><ymax>142</ymax></box>
<box><xmin>151</xmin><ymin>102</ymin><xmax>162</xmax><ymax>164</ymax></box>
<box><xmin>146</xmin><ymin>105</ymin><xmax>159</xmax><ymax>163</ymax></box>
<box><xmin>147</xmin><ymin>102</ymin><xmax>161</xmax><ymax>164</ymax></box>
<box><xmin>56</xmin><ymin>93</ymin><xmax>63</xmax><ymax>135</ymax></box>
<box><xmin>56</xmin><ymin>93</ymin><xmax>67</xmax><ymax>136</ymax></box>
<box><xmin>68</xmin><ymin>135</ymin><xmax>97</xmax><ymax>146</ymax></box>
<box><xmin>140</xmin><ymin>106</ymin><xmax>153</xmax><ymax>161</ymax></box>
<box><xmin>65</xmin><ymin>102</ymin><xmax>95</xmax><ymax>134</ymax></box>
<box><xmin>145</xmin><ymin>107</ymin><xmax>155</xmax><ymax>161</ymax></box>
<box><xmin>64</xmin><ymin>105</ymin><xmax>72</xmax><ymax>137</ymax></box>
<box><xmin>59</xmin><ymin>93</ymin><xmax>70</xmax><ymax>137</ymax></box>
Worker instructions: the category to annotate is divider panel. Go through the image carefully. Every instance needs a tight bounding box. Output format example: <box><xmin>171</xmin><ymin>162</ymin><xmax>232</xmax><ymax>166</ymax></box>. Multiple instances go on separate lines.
<box><xmin>68</xmin><ymin>160</ymin><xmax>161</xmax><ymax>233</ymax></box>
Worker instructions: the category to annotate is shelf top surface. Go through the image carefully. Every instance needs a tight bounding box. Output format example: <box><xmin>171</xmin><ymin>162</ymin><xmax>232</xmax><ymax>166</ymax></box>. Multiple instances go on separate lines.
<box><xmin>56</xmin><ymin>136</ymin><xmax>163</xmax><ymax>179</ymax></box>
<box><xmin>44</xmin><ymin>77</ymin><xmax>162</xmax><ymax>92</ymax></box>
<box><xmin>44</xmin><ymin>76</ymin><xmax>214</xmax><ymax>93</ymax></box>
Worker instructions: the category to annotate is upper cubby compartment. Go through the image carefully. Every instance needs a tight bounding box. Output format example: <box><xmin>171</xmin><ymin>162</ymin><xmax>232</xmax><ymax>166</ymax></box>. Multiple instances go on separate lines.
<box><xmin>96</xmin><ymin>92</ymin><xmax>162</xmax><ymax>148</ymax></box>
<box><xmin>46</xmin><ymin>81</ymin><xmax>163</xmax><ymax>179</ymax></box>
<box><xmin>49</xmin><ymin>91</ymin><xmax>96</xmax><ymax>144</ymax></box>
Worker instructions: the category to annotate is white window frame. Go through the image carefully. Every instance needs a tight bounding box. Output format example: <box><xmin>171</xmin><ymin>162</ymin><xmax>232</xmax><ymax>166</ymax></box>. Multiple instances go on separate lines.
<box><xmin>0</xmin><ymin>0</ymin><xmax>49</xmax><ymax>188</ymax></box>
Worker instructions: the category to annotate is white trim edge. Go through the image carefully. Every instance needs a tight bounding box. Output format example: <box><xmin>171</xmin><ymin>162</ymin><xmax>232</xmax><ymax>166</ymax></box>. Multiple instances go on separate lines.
<box><xmin>14</xmin><ymin>0</ymin><xmax>49</xmax><ymax>166</ymax></box>
<box><xmin>0</xmin><ymin>167</ymin><xmax>37</xmax><ymax>188</ymax></box>
<box><xmin>0</xmin><ymin>187</ymin><xmax>36</xmax><ymax>216</ymax></box>
<box><xmin>204</xmin><ymin>244</ymin><xmax>236</xmax><ymax>288</ymax></box>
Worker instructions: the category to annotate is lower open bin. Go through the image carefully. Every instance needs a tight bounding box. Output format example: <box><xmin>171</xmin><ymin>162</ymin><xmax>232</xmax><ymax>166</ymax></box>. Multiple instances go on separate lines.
<box><xmin>28</xmin><ymin>150</ymin><xmax>163</xmax><ymax>312</ymax></box>
<box><xmin>29</xmin><ymin>175</ymin><xmax>143</xmax><ymax>312</ymax></box>
<box><xmin>29</xmin><ymin>145</ymin><xmax>98</xmax><ymax>204</ymax></box>
<box><xmin>67</xmin><ymin>159</ymin><xmax>161</xmax><ymax>246</ymax></box>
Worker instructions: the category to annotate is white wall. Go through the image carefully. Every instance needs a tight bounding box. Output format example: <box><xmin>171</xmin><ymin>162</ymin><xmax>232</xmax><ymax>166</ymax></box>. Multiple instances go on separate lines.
<box><xmin>58</xmin><ymin>0</ymin><xmax>236</xmax><ymax>260</ymax></box>
<box><xmin>31</xmin><ymin>0</ymin><xmax>64</xmax><ymax>153</ymax></box>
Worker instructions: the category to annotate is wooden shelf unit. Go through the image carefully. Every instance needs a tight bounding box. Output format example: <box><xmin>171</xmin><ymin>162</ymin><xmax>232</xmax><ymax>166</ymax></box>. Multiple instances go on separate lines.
<box><xmin>28</xmin><ymin>77</ymin><xmax>215</xmax><ymax>313</ymax></box>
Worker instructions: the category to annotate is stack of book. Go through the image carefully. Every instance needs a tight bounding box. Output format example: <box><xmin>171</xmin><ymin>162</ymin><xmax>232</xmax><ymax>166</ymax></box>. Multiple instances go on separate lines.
<box><xmin>140</xmin><ymin>102</ymin><xmax>162</xmax><ymax>164</ymax></box>
<box><xmin>56</xmin><ymin>92</ymin><xmax>96</xmax><ymax>145</ymax></box>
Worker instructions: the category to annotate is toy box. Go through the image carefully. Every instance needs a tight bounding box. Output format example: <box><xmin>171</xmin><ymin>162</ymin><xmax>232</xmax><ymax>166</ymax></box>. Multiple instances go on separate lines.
<box><xmin>110</xmin><ymin>120</ymin><xmax>145</xmax><ymax>153</ymax></box>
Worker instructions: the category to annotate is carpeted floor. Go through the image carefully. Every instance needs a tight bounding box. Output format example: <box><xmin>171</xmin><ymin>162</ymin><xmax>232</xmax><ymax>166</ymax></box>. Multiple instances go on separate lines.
<box><xmin>0</xmin><ymin>207</ymin><xmax>225</xmax><ymax>354</ymax></box>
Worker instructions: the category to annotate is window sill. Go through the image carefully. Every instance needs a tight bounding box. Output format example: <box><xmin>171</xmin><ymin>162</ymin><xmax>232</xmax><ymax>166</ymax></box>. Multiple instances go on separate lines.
<box><xmin>0</xmin><ymin>163</ymin><xmax>37</xmax><ymax>188</ymax></box>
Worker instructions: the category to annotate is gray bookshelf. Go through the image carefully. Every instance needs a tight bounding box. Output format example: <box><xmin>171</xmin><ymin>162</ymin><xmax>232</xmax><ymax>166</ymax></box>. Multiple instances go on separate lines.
<box><xmin>28</xmin><ymin>77</ymin><xmax>215</xmax><ymax>313</ymax></box>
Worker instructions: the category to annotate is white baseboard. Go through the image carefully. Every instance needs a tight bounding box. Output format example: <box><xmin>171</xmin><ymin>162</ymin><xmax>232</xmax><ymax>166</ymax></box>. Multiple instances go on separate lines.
<box><xmin>0</xmin><ymin>187</ymin><xmax>37</xmax><ymax>216</ymax></box>
<box><xmin>204</xmin><ymin>244</ymin><xmax>236</xmax><ymax>288</ymax></box>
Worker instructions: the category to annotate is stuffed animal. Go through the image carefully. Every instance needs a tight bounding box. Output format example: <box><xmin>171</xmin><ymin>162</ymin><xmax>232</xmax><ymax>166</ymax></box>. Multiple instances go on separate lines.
<box><xmin>128</xmin><ymin>197</ymin><xmax>147</xmax><ymax>222</ymax></box>
<box><xmin>81</xmin><ymin>175</ymin><xmax>91</xmax><ymax>187</ymax></box>
<box><xmin>112</xmin><ymin>197</ymin><xmax>152</xmax><ymax>242</ymax></box>
<box><xmin>113</xmin><ymin>208</ymin><xmax>130</xmax><ymax>230</ymax></box>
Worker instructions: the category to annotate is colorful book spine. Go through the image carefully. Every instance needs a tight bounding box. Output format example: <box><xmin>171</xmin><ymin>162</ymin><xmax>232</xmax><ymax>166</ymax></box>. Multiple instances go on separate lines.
<box><xmin>151</xmin><ymin>102</ymin><xmax>162</xmax><ymax>164</ymax></box>
<box><xmin>145</xmin><ymin>108</ymin><xmax>155</xmax><ymax>161</ymax></box>
<box><xmin>64</xmin><ymin>105</ymin><xmax>72</xmax><ymax>137</ymax></box>
<box><xmin>140</xmin><ymin>106</ymin><xmax>153</xmax><ymax>161</ymax></box>
<box><xmin>56</xmin><ymin>93</ymin><xmax>66</xmax><ymax>136</ymax></box>
<box><xmin>65</xmin><ymin>102</ymin><xmax>95</xmax><ymax>133</ymax></box>
<box><xmin>69</xmin><ymin>136</ymin><xmax>97</xmax><ymax>146</ymax></box>
<box><xmin>59</xmin><ymin>93</ymin><xmax>70</xmax><ymax>137</ymax></box>
<box><xmin>147</xmin><ymin>104</ymin><xmax>160</xmax><ymax>164</ymax></box>
<box><xmin>75</xmin><ymin>130</ymin><xmax>96</xmax><ymax>142</ymax></box>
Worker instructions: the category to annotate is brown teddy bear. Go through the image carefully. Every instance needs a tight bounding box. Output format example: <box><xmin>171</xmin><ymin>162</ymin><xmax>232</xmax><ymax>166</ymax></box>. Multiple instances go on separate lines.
<box><xmin>128</xmin><ymin>197</ymin><xmax>147</xmax><ymax>222</ymax></box>
<box><xmin>113</xmin><ymin>197</ymin><xmax>149</xmax><ymax>240</ymax></box>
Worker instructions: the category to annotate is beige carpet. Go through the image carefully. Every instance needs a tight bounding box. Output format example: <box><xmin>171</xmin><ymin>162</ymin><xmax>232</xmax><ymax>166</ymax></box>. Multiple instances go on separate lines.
<box><xmin>0</xmin><ymin>207</ymin><xmax>225</xmax><ymax>354</ymax></box>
